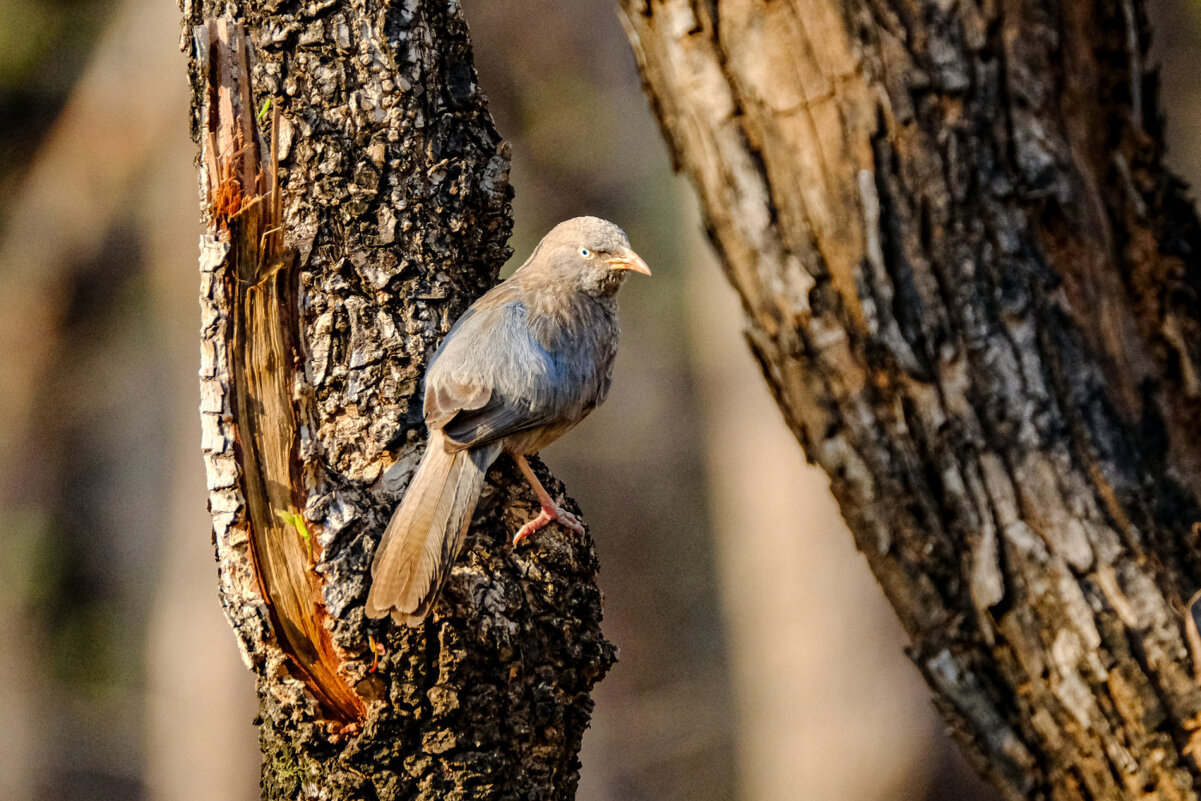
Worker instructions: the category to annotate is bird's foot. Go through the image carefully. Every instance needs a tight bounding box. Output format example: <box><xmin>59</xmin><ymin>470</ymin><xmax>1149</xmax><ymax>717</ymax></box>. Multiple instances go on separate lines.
<box><xmin>512</xmin><ymin>504</ymin><xmax>586</xmax><ymax>546</ymax></box>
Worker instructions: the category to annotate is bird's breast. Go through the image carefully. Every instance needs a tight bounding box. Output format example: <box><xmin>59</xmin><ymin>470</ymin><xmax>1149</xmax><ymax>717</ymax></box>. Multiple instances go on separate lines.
<box><xmin>509</xmin><ymin>295</ymin><xmax>619</xmax><ymax>446</ymax></box>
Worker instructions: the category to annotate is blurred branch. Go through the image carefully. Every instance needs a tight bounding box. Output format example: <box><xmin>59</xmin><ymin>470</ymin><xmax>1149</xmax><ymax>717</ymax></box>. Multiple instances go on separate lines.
<box><xmin>0</xmin><ymin>0</ymin><xmax>183</xmax><ymax>505</ymax></box>
<box><xmin>0</xmin><ymin>0</ymin><xmax>200</xmax><ymax>798</ymax></box>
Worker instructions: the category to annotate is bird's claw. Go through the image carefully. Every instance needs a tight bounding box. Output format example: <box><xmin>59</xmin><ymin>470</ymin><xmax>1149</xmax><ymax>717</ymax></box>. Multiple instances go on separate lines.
<box><xmin>512</xmin><ymin>504</ymin><xmax>586</xmax><ymax>546</ymax></box>
<box><xmin>553</xmin><ymin>508</ymin><xmax>586</xmax><ymax>535</ymax></box>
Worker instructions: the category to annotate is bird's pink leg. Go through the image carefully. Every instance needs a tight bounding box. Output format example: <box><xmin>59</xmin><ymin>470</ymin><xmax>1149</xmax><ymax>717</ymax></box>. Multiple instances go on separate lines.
<box><xmin>511</xmin><ymin>454</ymin><xmax>586</xmax><ymax>546</ymax></box>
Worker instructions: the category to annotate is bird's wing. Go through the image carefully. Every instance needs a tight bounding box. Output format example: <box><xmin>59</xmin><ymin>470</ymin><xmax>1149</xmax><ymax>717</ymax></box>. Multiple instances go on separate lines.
<box><xmin>422</xmin><ymin>286</ymin><xmax>565</xmax><ymax>450</ymax></box>
<box><xmin>438</xmin><ymin>388</ymin><xmax>552</xmax><ymax>449</ymax></box>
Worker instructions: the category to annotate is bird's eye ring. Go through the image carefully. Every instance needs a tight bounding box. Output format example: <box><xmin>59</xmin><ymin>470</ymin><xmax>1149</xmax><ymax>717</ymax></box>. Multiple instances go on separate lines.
<box><xmin>579</xmin><ymin>247</ymin><xmax>591</xmax><ymax>257</ymax></box>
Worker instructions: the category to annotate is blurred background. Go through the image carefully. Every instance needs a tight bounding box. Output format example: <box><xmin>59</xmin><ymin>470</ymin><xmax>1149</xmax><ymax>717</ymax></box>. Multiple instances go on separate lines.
<box><xmin>2</xmin><ymin>1</ymin><xmax>1196</xmax><ymax>799</ymax></box>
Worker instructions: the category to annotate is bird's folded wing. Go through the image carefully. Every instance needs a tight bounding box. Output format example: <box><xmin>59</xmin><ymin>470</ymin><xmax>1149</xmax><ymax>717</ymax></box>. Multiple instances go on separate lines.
<box><xmin>439</xmin><ymin>391</ymin><xmax>552</xmax><ymax>449</ymax></box>
<box><xmin>423</xmin><ymin>293</ymin><xmax>563</xmax><ymax>449</ymax></box>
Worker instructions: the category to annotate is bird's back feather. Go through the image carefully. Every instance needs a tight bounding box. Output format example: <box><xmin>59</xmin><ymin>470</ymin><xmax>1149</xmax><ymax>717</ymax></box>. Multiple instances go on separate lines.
<box><xmin>425</xmin><ymin>287</ymin><xmax>618</xmax><ymax>454</ymax></box>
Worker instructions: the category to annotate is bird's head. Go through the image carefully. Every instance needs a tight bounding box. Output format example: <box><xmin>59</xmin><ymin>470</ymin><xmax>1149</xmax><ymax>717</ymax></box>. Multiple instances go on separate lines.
<box><xmin>536</xmin><ymin>216</ymin><xmax>651</xmax><ymax>297</ymax></box>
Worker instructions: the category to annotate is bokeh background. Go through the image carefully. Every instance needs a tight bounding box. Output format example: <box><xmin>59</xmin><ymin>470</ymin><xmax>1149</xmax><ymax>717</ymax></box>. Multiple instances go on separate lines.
<box><xmin>2</xmin><ymin>2</ymin><xmax>1197</xmax><ymax>799</ymax></box>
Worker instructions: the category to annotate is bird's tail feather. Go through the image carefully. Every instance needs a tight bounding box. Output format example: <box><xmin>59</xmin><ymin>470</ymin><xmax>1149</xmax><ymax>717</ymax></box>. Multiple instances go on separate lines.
<box><xmin>366</xmin><ymin>431</ymin><xmax>500</xmax><ymax>625</ymax></box>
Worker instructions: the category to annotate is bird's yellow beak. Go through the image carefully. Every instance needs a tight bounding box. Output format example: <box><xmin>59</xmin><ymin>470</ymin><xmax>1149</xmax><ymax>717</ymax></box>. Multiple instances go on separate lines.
<box><xmin>606</xmin><ymin>247</ymin><xmax>652</xmax><ymax>276</ymax></box>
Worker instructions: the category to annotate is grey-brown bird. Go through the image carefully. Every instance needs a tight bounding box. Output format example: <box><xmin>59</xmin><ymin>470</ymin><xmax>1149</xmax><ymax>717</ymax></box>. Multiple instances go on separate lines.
<box><xmin>365</xmin><ymin>217</ymin><xmax>650</xmax><ymax>625</ymax></box>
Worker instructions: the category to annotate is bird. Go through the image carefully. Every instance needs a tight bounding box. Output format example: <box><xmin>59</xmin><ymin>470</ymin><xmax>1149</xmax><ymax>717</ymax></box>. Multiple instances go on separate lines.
<box><xmin>365</xmin><ymin>216</ymin><xmax>650</xmax><ymax>626</ymax></box>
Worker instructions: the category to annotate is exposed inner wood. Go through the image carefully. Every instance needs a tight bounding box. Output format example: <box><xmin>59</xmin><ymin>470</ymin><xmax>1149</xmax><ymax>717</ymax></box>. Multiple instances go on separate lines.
<box><xmin>200</xmin><ymin>17</ymin><xmax>363</xmax><ymax>724</ymax></box>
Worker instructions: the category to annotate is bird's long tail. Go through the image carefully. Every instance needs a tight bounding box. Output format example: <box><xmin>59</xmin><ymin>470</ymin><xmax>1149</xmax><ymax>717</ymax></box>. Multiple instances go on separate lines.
<box><xmin>366</xmin><ymin>431</ymin><xmax>501</xmax><ymax>625</ymax></box>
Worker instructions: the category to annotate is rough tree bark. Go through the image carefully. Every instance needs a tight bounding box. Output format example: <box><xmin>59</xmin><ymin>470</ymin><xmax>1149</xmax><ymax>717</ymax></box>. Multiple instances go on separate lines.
<box><xmin>182</xmin><ymin>3</ymin><xmax>614</xmax><ymax>798</ymax></box>
<box><xmin>623</xmin><ymin>1</ymin><xmax>1201</xmax><ymax>799</ymax></box>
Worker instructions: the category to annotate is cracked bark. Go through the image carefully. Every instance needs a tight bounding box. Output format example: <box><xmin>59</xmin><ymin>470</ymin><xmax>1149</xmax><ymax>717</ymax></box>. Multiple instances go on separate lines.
<box><xmin>183</xmin><ymin>4</ymin><xmax>614</xmax><ymax>798</ymax></box>
<box><xmin>622</xmin><ymin>0</ymin><xmax>1201</xmax><ymax>799</ymax></box>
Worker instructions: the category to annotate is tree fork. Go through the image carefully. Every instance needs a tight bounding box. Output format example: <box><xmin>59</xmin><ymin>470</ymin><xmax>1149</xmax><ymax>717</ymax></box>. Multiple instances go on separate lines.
<box><xmin>622</xmin><ymin>0</ymin><xmax>1201</xmax><ymax>798</ymax></box>
<box><xmin>185</xmin><ymin>4</ymin><xmax>615</xmax><ymax>797</ymax></box>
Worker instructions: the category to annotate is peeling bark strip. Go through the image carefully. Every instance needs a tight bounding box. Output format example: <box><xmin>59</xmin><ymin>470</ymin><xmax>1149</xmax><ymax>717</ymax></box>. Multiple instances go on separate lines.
<box><xmin>623</xmin><ymin>1</ymin><xmax>1201</xmax><ymax>799</ymax></box>
<box><xmin>197</xmin><ymin>16</ymin><xmax>364</xmax><ymax>725</ymax></box>
<box><xmin>187</xmin><ymin>3</ymin><xmax>614</xmax><ymax>797</ymax></box>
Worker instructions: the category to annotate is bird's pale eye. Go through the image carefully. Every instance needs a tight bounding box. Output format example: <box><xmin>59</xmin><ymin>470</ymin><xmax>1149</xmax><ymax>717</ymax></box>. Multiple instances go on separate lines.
<box><xmin>579</xmin><ymin>247</ymin><xmax>591</xmax><ymax>258</ymax></box>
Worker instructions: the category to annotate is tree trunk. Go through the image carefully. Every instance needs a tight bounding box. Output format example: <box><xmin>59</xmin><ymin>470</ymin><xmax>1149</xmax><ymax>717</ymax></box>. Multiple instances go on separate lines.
<box><xmin>622</xmin><ymin>1</ymin><xmax>1201</xmax><ymax>798</ymax></box>
<box><xmin>183</xmin><ymin>4</ymin><xmax>614</xmax><ymax>798</ymax></box>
